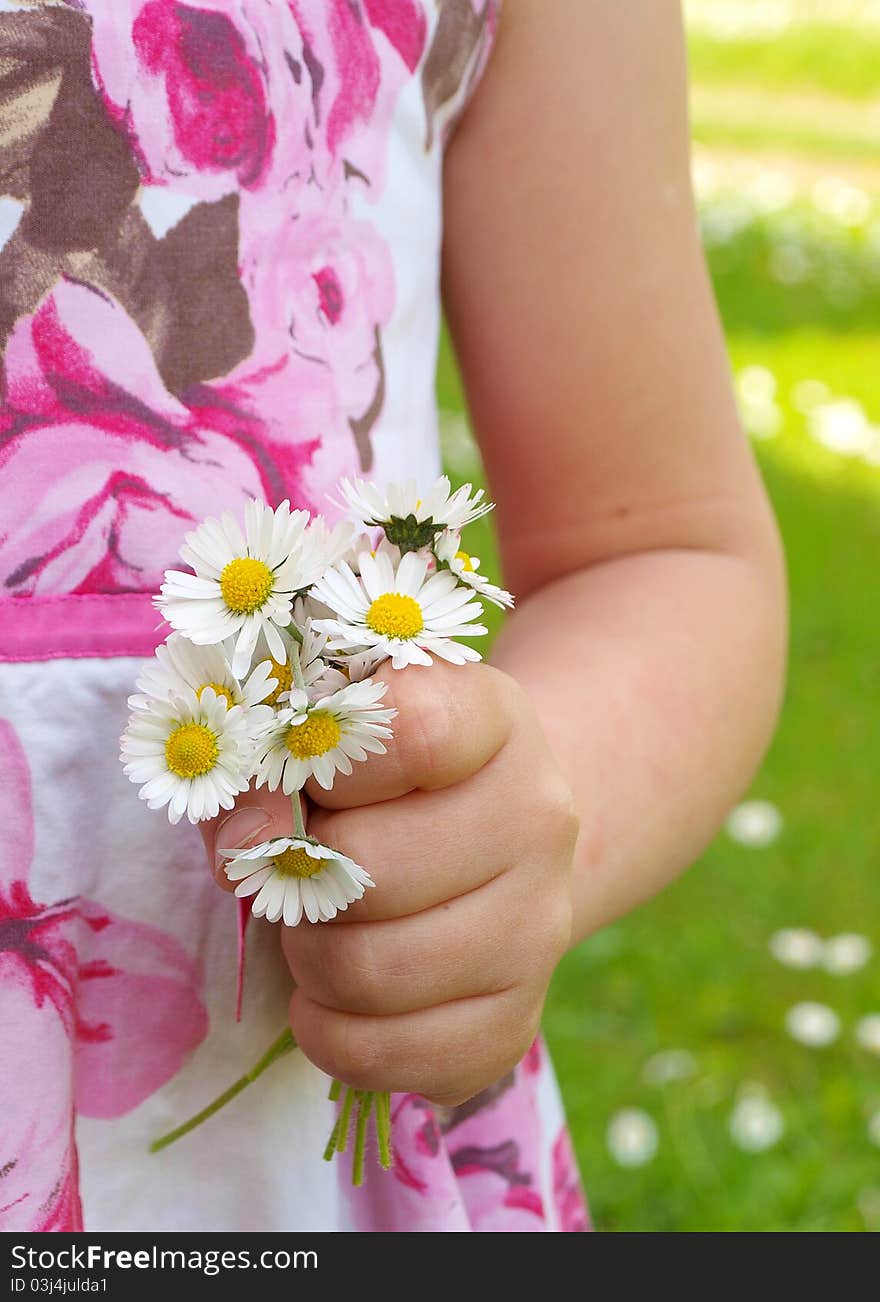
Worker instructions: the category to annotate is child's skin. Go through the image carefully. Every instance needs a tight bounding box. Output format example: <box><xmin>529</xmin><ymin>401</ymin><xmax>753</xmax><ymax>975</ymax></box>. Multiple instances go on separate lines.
<box><xmin>201</xmin><ymin>1</ymin><xmax>787</xmax><ymax>1107</ymax></box>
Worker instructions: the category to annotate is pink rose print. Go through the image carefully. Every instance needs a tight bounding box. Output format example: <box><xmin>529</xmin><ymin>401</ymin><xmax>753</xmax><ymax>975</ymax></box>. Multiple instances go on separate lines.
<box><xmin>239</xmin><ymin>195</ymin><xmax>394</xmax><ymax>380</ymax></box>
<box><xmin>364</xmin><ymin>0</ymin><xmax>428</xmax><ymax>73</ymax></box>
<box><xmin>85</xmin><ymin>0</ymin><xmax>426</xmax><ymax>202</ymax></box>
<box><xmin>552</xmin><ymin>1129</ymin><xmax>590</xmax><ymax>1233</ymax></box>
<box><xmin>84</xmin><ymin>0</ymin><xmax>301</xmax><ymax>201</ymax></box>
<box><xmin>446</xmin><ymin>1080</ymin><xmax>549</xmax><ymax>1233</ymax></box>
<box><xmin>0</xmin><ymin>276</ymin><xmax>313</xmax><ymax>595</ymax></box>
<box><xmin>131</xmin><ymin>1</ymin><xmax>274</xmax><ymax>188</ymax></box>
<box><xmin>345</xmin><ymin>1093</ymin><xmax>474</xmax><ymax>1232</ymax></box>
<box><xmin>289</xmin><ymin>0</ymin><xmax>426</xmax><ymax>194</ymax></box>
<box><xmin>451</xmin><ymin>1140</ymin><xmax>546</xmax><ymax>1231</ymax></box>
<box><xmin>345</xmin><ymin>1055</ymin><xmax>582</xmax><ymax>1232</ymax></box>
<box><xmin>0</xmin><ymin>720</ymin><xmax>208</xmax><ymax>1231</ymax></box>
<box><xmin>236</xmin><ymin>188</ymin><xmax>394</xmax><ymax>470</ymax></box>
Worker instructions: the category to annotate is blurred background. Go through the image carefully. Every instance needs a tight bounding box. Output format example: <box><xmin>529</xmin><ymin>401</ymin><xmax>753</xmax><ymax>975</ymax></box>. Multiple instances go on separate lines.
<box><xmin>438</xmin><ymin>0</ymin><xmax>880</xmax><ymax>1232</ymax></box>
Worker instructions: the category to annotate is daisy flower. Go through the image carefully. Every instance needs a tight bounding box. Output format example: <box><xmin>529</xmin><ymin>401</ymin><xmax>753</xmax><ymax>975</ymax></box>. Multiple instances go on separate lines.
<box><xmin>120</xmin><ymin>687</ymin><xmax>252</xmax><ymax>824</ymax></box>
<box><xmin>253</xmin><ymin>679</ymin><xmax>396</xmax><ymax>792</ymax></box>
<box><xmin>157</xmin><ymin>499</ymin><xmax>327</xmax><ymax>678</ymax></box>
<box><xmin>129</xmin><ymin>633</ymin><xmax>276</xmax><ymax>730</ymax></box>
<box><xmin>311</xmin><ymin>549</ymin><xmax>487</xmax><ymax>670</ymax></box>
<box><xmin>288</xmin><ymin>592</ymin><xmax>335</xmax><ymax>633</ymax></box>
<box><xmin>223</xmin><ymin>837</ymin><xmax>375</xmax><ymax>925</ymax></box>
<box><xmin>434</xmin><ymin>531</ymin><xmax>515</xmax><ymax>609</ymax></box>
<box><xmin>306</xmin><ymin>515</ymin><xmax>357</xmax><ymax>570</ymax></box>
<box><xmin>331</xmin><ymin>647</ymin><xmax>387</xmax><ymax>682</ymax></box>
<box><xmin>252</xmin><ymin>621</ymin><xmax>343</xmax><ymax>708</ymax></box>
<box><xmin>338</xmin><ymin>475</ymin><xmax>492</xmax><ymax>552</ymax></box>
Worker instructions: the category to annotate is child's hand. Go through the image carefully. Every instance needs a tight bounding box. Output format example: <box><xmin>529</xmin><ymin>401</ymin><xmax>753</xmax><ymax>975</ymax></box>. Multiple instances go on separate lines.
<box><xmin>280</xmin><ymin>662</ymin><xmax>578</xmax><ymax>1106</ymax></box>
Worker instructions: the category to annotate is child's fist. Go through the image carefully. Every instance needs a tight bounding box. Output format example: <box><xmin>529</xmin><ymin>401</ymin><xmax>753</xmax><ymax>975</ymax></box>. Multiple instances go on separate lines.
<box><xmin>281</xmin><ymin>661</ymin><xmax>578</xmax><ymax>1106</ymax></box>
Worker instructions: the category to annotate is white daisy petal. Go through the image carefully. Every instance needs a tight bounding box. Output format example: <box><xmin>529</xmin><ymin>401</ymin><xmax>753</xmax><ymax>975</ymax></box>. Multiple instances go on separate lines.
<box><xmin>222</xmin><ymin>837</ymin><xmax>374</xmax><ymax>927</ymax></box>
<box><xmin>283</xmin><ymin>884</ymin><xmax>305</xmax><ymax>927</ymax></box>
<box><xmin>119</xmin><ymin>684</ymin><xmax>252</xmax><ymax>825</ymax></box>
<box><xmin>300</xmin><ymin>877</ymin><xmax>320</xmax><ymax>924</ymax></box>
<box><xmin>157</xmin><ymin>499</ymin><xmax>336</xmax><ymax>672</ymax></box>
<box><xmin>312</xmin><ymin>551</ymin><xmax>487</xmax><ymax>675</ymax></box>
<box><xmin>340</xmin><ymin>476</ymin><xmax>493</xmax><ymax>533</ymax></box>
<box><xmin>396</xmin><ymin>549</ymin><xmax>430</xmax><ymax>596</ymax></box>
<box><xmin>251</xmin><ymin>676</ymin><xmax>394</xmax><ymax>794</ymax></box>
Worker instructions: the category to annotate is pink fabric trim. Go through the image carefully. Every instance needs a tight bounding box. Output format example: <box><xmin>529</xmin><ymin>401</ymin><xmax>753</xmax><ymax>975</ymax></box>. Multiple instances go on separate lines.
<box><xmin>0</xmin><ymin>594</ymin><xmax>165</xmax><ymax>662</ymax></box>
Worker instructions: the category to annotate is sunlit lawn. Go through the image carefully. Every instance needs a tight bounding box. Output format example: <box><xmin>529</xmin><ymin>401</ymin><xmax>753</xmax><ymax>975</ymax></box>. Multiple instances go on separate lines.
<box><xmin>439</xmin><ymin>1</ymin><xmax>880</xmax><ymax>1231</ymax></box>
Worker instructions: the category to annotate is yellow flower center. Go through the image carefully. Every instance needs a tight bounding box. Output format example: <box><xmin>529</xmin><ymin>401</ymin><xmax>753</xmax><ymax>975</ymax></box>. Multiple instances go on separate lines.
<box><xmin>219</xmin><ymin>557</ymin><xmax>274</xmax><ymax>614</ymax></box>
<box><xmin>272</xmin><ymin>847</ymin><xmax>328</xmax><ymax>879</ymax></box>
<box><xmin>455</xmin><ymin>550</ymin><xmax>475</xmax><ymax>573</ymax></box>
<box><xmin>264</xmin><ymin>658</ymin><xmax>293</xmax><ymax>707</ymax></box>
<box><xmin>165</xmin><ymin>723</ymin><xmax>219</xmax><ymax>778</ymax></box>
<box><xmin>365</xmin><ymin>592</ymin><xmax>424</xmax><ymax>639</ymax></box>
<box><xmin>285</xmin><ymin>710</ymin><xmax>341</xmax><ymax>759</ymax></box>
<box><xmin>197</xmin><ymin>681</ymin><xmax>234</xmax><ymax>708</ymax></box>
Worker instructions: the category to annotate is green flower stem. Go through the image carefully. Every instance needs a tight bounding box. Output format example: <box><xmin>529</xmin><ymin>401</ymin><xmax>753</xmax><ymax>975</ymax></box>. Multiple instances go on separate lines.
<box><xmin>322</xmin><ymin>1085</ymin><xmax>356</xmax><ymax>1162</ymax></box>
<box><xmin>322</xmin><ymin>1114</ymin><xmax>343</xmax><ymax>1161</ymax></box>
<box><xmin>352</xmin><ymin>1092</ymin><xmax>375</xmax><ymax>1187</ymax></box>
<box><xmin>328</xmin><ymin>1078</ymin><xmax>342</xmax><ymax>1102</ymax></box>
<box><xmin>291</xmin><ymin>790</ymin><xmax>308</xmax><ymax>839</ymax></box>
<box><xmin>375</xmin><ymin>1090</ymin><xmax>392</xmax><ymax>1170</ymax></box>
<box><xmin>150</xmin><ymin>1027</ymin><xmax>296</xmax><ymax>1154</ymax></box>
<box><xmin>290</xmin><ymin>640</ymin><xmax>307</xmax><ymax>692</ymax></box>
<box><xmin>287</xmin><ymin>643</ymin><xmax>310</xmax><ymax>840</ymax></box>
<box><xmin>336</xmin><ymin>1088</ymin><xmax>357</xmax><ymax>1154</ymax></box>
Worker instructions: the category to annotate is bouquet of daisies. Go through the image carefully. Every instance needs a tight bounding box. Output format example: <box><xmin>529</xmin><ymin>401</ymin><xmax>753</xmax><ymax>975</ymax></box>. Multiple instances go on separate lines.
<box><xmin>119</xmin><ymin>476</ymin><xmax>512</xmax><ymax>1182</ymax></box>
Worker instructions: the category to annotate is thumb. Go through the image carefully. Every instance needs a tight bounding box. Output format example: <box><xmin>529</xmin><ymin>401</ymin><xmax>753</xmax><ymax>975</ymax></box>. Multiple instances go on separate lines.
<box><xmin>200</xmin><ymin>786</ymin><xmax>297</xmax><ymax>893</ymax></box>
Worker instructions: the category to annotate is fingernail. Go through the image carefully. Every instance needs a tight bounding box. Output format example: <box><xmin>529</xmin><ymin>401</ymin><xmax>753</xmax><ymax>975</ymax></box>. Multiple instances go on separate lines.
<box><xmin>215</xmin><ymin>808</ymin><xmax>272</xmax><ymax>869</ymax></box>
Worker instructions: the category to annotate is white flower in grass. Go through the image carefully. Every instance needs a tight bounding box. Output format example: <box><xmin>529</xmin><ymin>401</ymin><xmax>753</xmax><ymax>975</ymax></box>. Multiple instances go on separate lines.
<box><xmin>157</xmin><ymin>500</ymin><xmax>327</xmax><ymax>677</ymax></box>
<box><xmin>312</xmin><ymin>549</ymin><xmax>487</xmax><ymax>670</ymax></box>
<box><xmin>434</xmin><ymin>531</ymin><xmax>514</xmax><ymax>609</ymax></box>
<box><xmin>253</xmin><ymin>679</ymin><xmax>395</xmax><ymax>793</ymax></box>
<box><xmin>120</xmin><ymin>688</ymin><xmax>252</xmax><ymax>824</ymax></box>
<box><xmin>855</xmin><ymin>1015</ymin><xmax>880</xmax><ymax>1056</ymax></box>
<box><xmin>642</xmin><ymin>1049</ymin><xmax>697</xmax><ymax>1086</ymax></box>
<box><xmin>858</xmin><ymin>1187</ymin><xmax>880</xmax><ymax>1229</ymax></box>
<box><xmin>729</xmin><ymin>1083</ymin><xmax>784</xmax><ymax>1153</ymax></box>
<box><xmin>606</xmin><ymin>1109</ymin><xmax>658</xmax><ymax>1168</ymax></box>
<box><xmin>869</xmin><ymin>1112</ymin><xmax>880</xmax><ymax>1150</ymax></box>
<box><xmin>785</xmin><ymin>1001</ymin><xmax>840</xmax><ymax>1048</ymax></box>
<box><xmin>223</xmin><ymin>837</ymin><xmax>374</xmax><ymax>925</ymax></box>
<box><xmin>769</xmin><ymin>928</ymin><xmax>823</xmax><ymax>970</ymax></box>
<box><xmin>129</xmin><ymin>634</ymin><xmax>275</xmax><ymax>731</ymax></box>
<box><xmin>725</xmin><ymin>799</ymin><xmax>783</xmax><ymax>847</ymax></box>
<box><xmin>338</xmin><ymin>475</ymin><xmax>492</xmax><ymax>552</ymax></box>
<box><xmin>822</xmin><ymin>933</ymin><xmax>872</xmax><ymax>975</ymax></box>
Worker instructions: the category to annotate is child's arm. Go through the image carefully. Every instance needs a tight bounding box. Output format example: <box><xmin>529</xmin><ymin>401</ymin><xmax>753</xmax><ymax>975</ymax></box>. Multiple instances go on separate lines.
<box><xmin>204</xmin><ymin>1</ymin><xmax>785</xmax><ymax>1106</ymax></box>
<box><xmin>442</xmin><ymin>0</ymin><xmax>787</xmax><ymax>944</ymax></box>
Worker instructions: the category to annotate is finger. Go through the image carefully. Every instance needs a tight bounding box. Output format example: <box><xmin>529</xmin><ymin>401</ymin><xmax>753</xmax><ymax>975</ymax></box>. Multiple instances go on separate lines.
<box><xmin>289</xmin><ymin>984</ymin><xmax>541</xmax><ymax>1105</ymax></box>
<box><xmin>281</xmin><ymin>866</ymin><xmax>563</xmax><ymax>1015</ymax></box>
<box><xmin>199</xmin><ymin>785</ymin><xmax>297</xmax><ymax>892</ymax></box>
<box><xmin>306</xmin><ymin>737</ymin><xmax>573</xmax><ymax>922</ymax></box>
<box><xmin>305</xmin><ymin>660</ymin><xmax>516</xmax><ymax>809</ymax></box>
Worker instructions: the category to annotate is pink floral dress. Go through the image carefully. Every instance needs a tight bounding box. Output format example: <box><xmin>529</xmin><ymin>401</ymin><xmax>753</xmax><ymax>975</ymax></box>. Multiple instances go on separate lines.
<box><xmin>0</xmin><ymin>0</ymin><xmax>589</xmax><ymax>1232</ymax></box>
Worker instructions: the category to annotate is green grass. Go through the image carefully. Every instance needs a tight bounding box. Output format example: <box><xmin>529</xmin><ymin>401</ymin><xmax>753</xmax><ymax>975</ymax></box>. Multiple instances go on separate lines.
<box><xmin>690</xmin><ymin>108</ymin><xmax>880</xmax><ymax>165</ymax></box>
<box><xmin>438</xmin><ymin>5</ymin><xmax>880</xmax><ymax>1232</ymax></box>
<box><xmin>547</xmin><ymin>440</ymin><xmax>880</xmax><ymax>1232</ymax></box>
<box><xmin>689</xmin><ymin>25</ymin><xmax>880</xmax><ymax>101</ymax></box>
